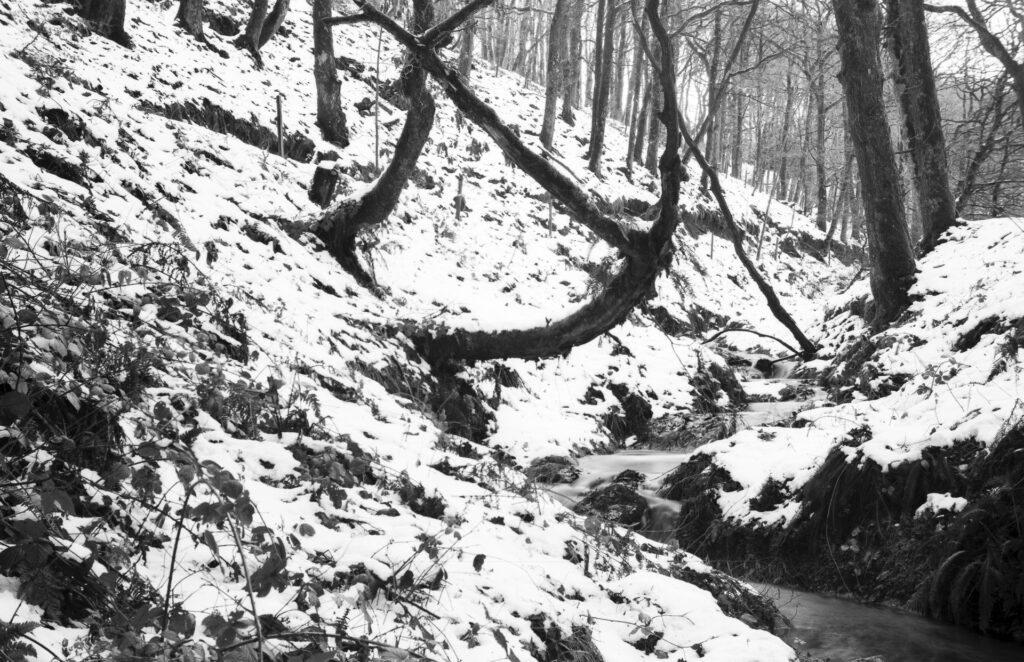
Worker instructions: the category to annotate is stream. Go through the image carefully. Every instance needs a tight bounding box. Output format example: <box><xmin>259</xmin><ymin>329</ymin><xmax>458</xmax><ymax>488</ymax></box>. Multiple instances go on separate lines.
<box><xmin>549</xmin><ymin>359</ymin><xmax>1024</xmax><ymax>662</ymax></box>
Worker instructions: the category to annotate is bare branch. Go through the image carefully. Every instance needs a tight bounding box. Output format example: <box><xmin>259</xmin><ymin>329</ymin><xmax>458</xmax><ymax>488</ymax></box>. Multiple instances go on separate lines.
<box><xmin>422</xmin><ymin>0</ymin><xmax>495</xmax><ymax>45</ymax></box>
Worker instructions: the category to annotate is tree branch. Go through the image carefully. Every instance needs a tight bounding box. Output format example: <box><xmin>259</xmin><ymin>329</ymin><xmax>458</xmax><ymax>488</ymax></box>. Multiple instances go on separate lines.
<box><xmin>421</xmin><ymin>0</ymin><xmax>495</xmax><ymax>44</ymax></box>
<box><xmin>679</xmin><ymin>115</ymin><xmax>818</xmax><ymax>358</ymax></box>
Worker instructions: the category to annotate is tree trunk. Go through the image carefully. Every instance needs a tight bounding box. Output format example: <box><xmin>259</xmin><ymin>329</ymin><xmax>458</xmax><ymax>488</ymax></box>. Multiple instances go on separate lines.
<box><xmin>81</xmin><ymin>0</ymin><xmax>131</xmax><ymax>47</ymax></box>
<box><xmin>239</xmin><ymin>0</ymin><xmax>289</xmax><ymax>65</ymax></box>
<box><xmin>632</xmin><ymin>81</ymin><xmax>652</xmax><ymax>165</ymax></box>
<box><xmin>176</xmin><ymin>0</ymin><xmax>204</xmax><ymax>39</ymax></box>
<box><xmin>885</xmin><ymin>0</ymin><xmax>958</xmax><ymax>252</ymax></box>
<box><xmin>832</xmin><ymin>0</ymin><xmax>916</xmax><ymax>328</ymax></box>
<box><xmin>540</xmin><ymin>0</ymin><xmax>569</xmax><ymax>149</ymax></box>
<box><xmin>317</xmin><ymin>0</ymin><xmax>435</xmax><ymax>285</ymax></box>
<box><xmin>418</xmin><ymin>0</ymin><xmax>682</xmax><ymax>364</ymax></box>
<box><xmin>681</xmin><ymin>121</ymin><xmax>818</xmax><ymax>357</ymax></box>
<box><xmin>312</xmin><ymin>0</ymin><xmax>349</xmax><ymax>147</ymax></box>
<box><xmin>561</xmin><ymin>0</ymin><xmax>584</xmax><ymax>125</ymax></box>
<box><xmin>812</xmin><ymin>58</ymin><xmax>828</xmax><ymax>232</ymax></box>
<box><xmin>258</xmin><ymin>0</ymin><xmax>290</xmax><ymax>50</ymax></box>
<box><xmin>777</xmin><ymin>69</ymin><xmax>794</xmax><ymax>200</ymax></box>
<box><xmin>588</xmin><ymin>0</ymin><xmax>617</xmax><ymax>174</ymax></box>
<box><xmin>458</xmin><ymin>19</ymin><xmax>476</xmax><ymax>80</ymax></box>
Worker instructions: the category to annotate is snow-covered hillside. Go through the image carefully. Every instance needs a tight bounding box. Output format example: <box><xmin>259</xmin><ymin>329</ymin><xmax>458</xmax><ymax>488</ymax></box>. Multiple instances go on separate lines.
<box><xmin>0</xmin><ymin>2</ymin><xmax>860</xmax><ymax>661</ymax></box>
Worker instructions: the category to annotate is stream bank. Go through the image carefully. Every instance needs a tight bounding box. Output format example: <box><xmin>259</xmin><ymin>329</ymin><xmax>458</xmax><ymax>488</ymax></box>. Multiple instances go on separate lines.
<box><xmin>546</xmin><ymin>351</ymin><xmax>1024</xmax><ymax>658</ymax></box>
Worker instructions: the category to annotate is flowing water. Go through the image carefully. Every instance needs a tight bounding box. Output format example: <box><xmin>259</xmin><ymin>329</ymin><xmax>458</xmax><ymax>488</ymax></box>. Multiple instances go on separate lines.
<box><xmin>759</xmin><ymin>583</ymin><xmax>1024</xmax><ymax>662</ymax></box>
<box><xmin>549</xmin><ymin>360</ymin><xmax>1024</xmax><ymax>661</ymax></box>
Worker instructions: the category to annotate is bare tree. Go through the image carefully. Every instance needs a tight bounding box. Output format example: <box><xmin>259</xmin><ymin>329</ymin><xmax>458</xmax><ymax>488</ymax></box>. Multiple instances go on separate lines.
<box><xmin>885</xmin><ymin>0</ymin><xmax>958</xmax><ymax>251</ymax></box>
<box><xmin>312</xmin><ymin>0</ymin><xmax>349</xmax><ymax>147</ymax></box>
<box><xmin>925</xmin><ymin>0</ymin><xmax>1024</xmax><ymax>131</ymax></box>
<box><xmin>588</xmin><ymin>0</ymin><xmax>619</xmax><ymax>174</ymax></box>
<box><xmin>833</xmin><ymin>0</ymin><xmax>916</xmax><ymax>327</ymax></box>
<box><xmin>540</xmin><ymin>0</ymin><xmax>569</xmax><ymax>149</ymax></box>
<box><xmin>317</xmin><ymin>0</ymin><xmax>436</xmax><ymax>285</ymax></box>
<box><xmin>238</xmin><ymin>0</ymin><xmax>290</xmax><ymax>68</ymax></box>
<box><xmin>322</xmin><ymin>0</ymin><xmax>690</xmax><ymax>363</ymax></box>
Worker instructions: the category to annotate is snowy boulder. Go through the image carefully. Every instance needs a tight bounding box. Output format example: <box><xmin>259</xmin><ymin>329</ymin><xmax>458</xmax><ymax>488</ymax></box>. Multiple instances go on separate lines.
<box><xmin>525</xmin><ymin>455</ymin><xmax>580</xmax><ymax>484</ymax></box>
<box><xmin>573</xmin><ymin>482</ymin><xmax>649</xmax><ymax>528</ymax></box>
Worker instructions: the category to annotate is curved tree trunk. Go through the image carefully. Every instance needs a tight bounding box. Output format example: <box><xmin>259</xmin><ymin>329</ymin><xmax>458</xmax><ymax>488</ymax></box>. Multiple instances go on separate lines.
<box><xmin>326</xmin><ymin>0</ymin><xmax>679</xmax><ymax>364</ymax></box>
<box><xmin>833</xmin><ymin>0</ymin><xmax>916</xmax><ymax>328</ymax></box>
<box><xmin>81</xmin><ymin>0</ymin><xmax>131</xmax><ymax>47</ymax></box>
<box><xmin>420</xmin><ymin>0</ymin><xmax>681</xmax><ymax>364</ymax></box>
<box><xmin>316</xmin><ymin>0</ymin><xmax>435</xmax><ymax>285</ymax></box>
<box><xmin>176</xmin><ymin>0</ymin><xmax>204</xmax><ymax>39</ymax></box>
<box><xmin>313</xmin><ymin>0</ymin><xmax>350</xmax><ymax>146</ymax></box>
<box><xmin>885</xmin><ymin>0</ymin><xmax>958</xmax><ymax>253</ymax></box>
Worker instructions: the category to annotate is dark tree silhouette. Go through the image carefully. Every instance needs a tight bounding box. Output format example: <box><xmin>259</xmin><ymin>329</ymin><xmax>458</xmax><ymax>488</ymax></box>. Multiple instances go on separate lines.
<box><xmin>833</xmin><ymin>0</ymin><xmax>916</xmax><ymax>327</ymax></box>
<box><xmin>176</xmin><ymin>0</ymin><xmax>204</xmax><ymax>39</ymax></box>
<box><xmin>80</xmin><ymin>0</ymin><xmax>131</xmax><ymax>47</ymax></box>
<box><xmin>324</xmin><ymin>0</ymin><xmax>688</xmax><ymax>363</ymax></box>
<box><xmin>238</xmin><ymin>0</ymin><xmax>290</xmax><ymax>68</ymax></box>
<box><xmin>885</xmin><ymin>0</ymin><xmax>958</xmax><ymax>252</ymax></box>
<box><xmin>312</xmin><ymin>0</ymin><xmax>350</xmax><ymax>147</ymax></box>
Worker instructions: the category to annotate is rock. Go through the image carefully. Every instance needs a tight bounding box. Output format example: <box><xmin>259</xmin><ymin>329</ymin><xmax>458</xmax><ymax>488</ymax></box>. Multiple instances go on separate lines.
<box><xmin>612</xmin><ymin>469</ymin><xmax>645</xmax><ymax>487</ymax></box>
<box><xmin>645</xmin><ymin>412</ymin><xmax>736</xmax><ymax>449</ymax></box>
<box><xmin>525</xmin><ymin>456</ymin><xmax>580</xmax><ymax>484</ymax></box>
<box><xmin>573</xmin><ymin>482</ymin><xmax>649</xmax><ymax>527</ymax></box>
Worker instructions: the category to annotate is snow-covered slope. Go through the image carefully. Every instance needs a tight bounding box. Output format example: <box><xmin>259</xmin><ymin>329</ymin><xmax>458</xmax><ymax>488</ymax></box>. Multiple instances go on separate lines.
<box><xmin>0</xmin><ymin>2</ymin><xmax>851</xmax><ymax>661</ymax></box>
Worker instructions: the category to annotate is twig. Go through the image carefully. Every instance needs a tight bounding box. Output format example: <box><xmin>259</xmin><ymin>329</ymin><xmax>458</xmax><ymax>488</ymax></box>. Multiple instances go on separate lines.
<box><xmin>701</xmin><ymin>326</ymin><xmax>801</xmax><ymax>357</ymax></box>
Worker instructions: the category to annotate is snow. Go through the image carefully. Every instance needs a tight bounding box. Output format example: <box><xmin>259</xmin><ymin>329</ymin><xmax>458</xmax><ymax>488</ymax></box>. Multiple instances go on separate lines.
<box><xmin>915</xmin><ymin>492</ymin><xmax>970</xmax><ymax>517</ymax></box>
<box><xmin>0</xmin><ymin>1</ymin><xmax>864</xmax><ymax>660</ymax></box>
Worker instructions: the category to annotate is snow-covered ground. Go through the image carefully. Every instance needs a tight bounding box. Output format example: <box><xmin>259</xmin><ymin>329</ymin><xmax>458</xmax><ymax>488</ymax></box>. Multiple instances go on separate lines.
<box><xmin>673</xmin><ymin>216</ymin><xmax>1024</xmax><ymax>529</ymax></box>
<box><xmin>0</xmin><ymin>2</ymin><xmax>862</xmax><ymax>661</ymax></box>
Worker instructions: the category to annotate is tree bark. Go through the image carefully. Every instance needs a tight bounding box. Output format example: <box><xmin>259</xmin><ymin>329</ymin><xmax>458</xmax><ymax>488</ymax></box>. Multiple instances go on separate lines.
<box><xmin>587</xmin><ymin>0</ymin><xmax>618</xmax><ymax>175</ymax></box>
<box><xmin>419</xmin><ymin>0</ymin><xmax>682</xmax><ymax>364</ymax></box>
<box><xmin>777</xmin><ymin>69</ymin><xmax>795</xmax><ymax>200</ymax></box>
<box><xmin>313</xmin><ymin>0</ymin><xmax>349</xmax><ymax>147</ymax></box>
<box><xmin>833</xmin><ymin>0</ymin><xmax>916</xmax><ymax>328</ymax></box>
<box><xmin>885</xmin><ymin>0</ymin><xmax>958</xmax><ymax>252</ymax></box>
<box><xmin>458</xmin><ymin>19</ymin><xmax>476</xmax><ymax>80</ymax></box>
<box><xmin>81</xmin><ymin>0</ymin><xmax>131</xmax><ymax>47</ymax></box>
<box><xmin>239</xmin><ymin>0</ymin><xmax>289</xmax><ymax>65</ymax></box>
<box><xmin>561</xmin><ymin>0</ymin><xmax>584</xmax><ymax>125</ymax></box>
<box><xmin>540</xmin><ymin>0</ymin><xmax>569</xmax><ymax>149</ymax></box>
<box><xmin>317</xmin><ymin>0</ymin><xmax>435</xmax><ymax>285</ymax></box>
<box><xmin>176</xmin><ymin>0</ymin><xmax>204</xmax><ymax>39</ymax></box>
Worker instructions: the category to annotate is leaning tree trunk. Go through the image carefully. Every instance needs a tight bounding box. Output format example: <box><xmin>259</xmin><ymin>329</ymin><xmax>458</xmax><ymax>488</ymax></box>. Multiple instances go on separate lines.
<box><xmin>239</xmin><ymin>0</ymin><xmax>289</xmax><ymax>66</ymax></box>
<box><xmin>81</xmin><ymin>0</ymin><xmax>131</xmax><ymax>47</ymax></box>
<box><xmin>313</xmin><ymin>0</ymin><xmax>349</xmax><ymax>147</ymax></box>
<box><xmin>326</xmin><ymin>0</ymin><xmax>680</xmax><ymax>364</ymax></box>
<box><xmin>885</xmin><ymin>0</ymin><xmax>958</xmax><ymax>253</ymax></box>
<box><xmin>317</xmin><ymin>0</ymin><xmax>435</xmax><ymax>286</ymax></box>
<box><xmin>421</xmin><ymin>0</ymin><xmax>682</xmax><ymax>363</ymax></box>
<box><xmin>680</xmin><ymin>120</ymin><xmax>819</xmax><ymax>358</ymax></box>
<box><xmin>540</xmin><ymin>0</ymin><xmax>569</xmax><ymax>149</ymax></box>
<box><xmin>833</xmin><ymin>0</ymin><xmax>916</xmax><ymax>328</ymax></box>
<box><xmin>176</xmin><ymin>0</ymin><xmax>204</xmax><ymax>39</ymax></box>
